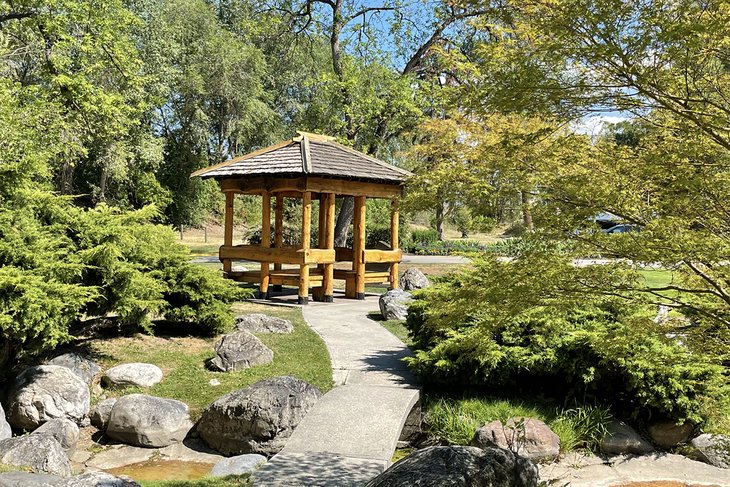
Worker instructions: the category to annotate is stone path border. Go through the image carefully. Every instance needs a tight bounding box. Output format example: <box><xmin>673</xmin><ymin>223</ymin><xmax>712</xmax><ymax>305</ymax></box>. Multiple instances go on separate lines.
<box><xmin>252</xmin><ymin>297</ymin><xmax>420</xmax><ymax>486</ymax></box>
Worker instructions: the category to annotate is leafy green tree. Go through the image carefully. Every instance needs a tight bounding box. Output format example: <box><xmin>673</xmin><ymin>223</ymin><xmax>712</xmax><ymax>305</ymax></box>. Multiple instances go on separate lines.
<box><xmin>133</xmin><ymin>0</ymin><xmax>277</xmax><ymax>226</ymax></box>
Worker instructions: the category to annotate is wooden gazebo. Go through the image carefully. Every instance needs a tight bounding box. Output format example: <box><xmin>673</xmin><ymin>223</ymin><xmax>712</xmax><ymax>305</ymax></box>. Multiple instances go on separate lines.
<box><xmin>192</xmin><ymin>132</ymin><xmax>410</xmax><ymax>304</ymax></box>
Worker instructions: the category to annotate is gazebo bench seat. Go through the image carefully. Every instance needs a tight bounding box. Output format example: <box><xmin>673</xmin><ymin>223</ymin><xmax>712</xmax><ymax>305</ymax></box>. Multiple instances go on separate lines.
<box><xmin>229</xmin><ymin>268</ymin><xmax>325</xmax><ymax>287</ymax></box>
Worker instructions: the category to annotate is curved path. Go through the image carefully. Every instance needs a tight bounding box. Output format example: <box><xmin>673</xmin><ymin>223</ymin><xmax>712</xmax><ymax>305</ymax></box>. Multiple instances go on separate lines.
<box><xmin>252</xmin><ymin>296</ymin><xmax>420</xmax><ymax>486</ymax></box>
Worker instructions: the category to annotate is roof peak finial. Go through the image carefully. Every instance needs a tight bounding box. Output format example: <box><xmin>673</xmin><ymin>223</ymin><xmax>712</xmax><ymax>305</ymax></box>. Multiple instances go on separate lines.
<box><xmin>294</xmin><ymin>131</ymin><xmax>337</xmax><ymax>143</ymax></box>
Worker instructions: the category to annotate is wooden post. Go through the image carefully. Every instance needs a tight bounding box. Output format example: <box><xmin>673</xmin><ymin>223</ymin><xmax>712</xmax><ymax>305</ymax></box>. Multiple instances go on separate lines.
<box><xmin>323</xmin><ymin>193</ymin><xmax>335</xmax><ymax>302</ymax></box>
<box><xmin>222</xmin><ymin>191</ymin><xmax>234</xmax><ymax>273</ymax></box>
<box><xmin>313</xmin><ymin>194</ymin><xmax>328</xmax><ymax>302</ymax></box>
<box><xmin>299</xmin><ymin>191</ymin><xmax>312</xmax><ymax>305</ymax></box>
<box><xmin>389</xmin><ymin>199</ymin><xmax>400</xmax><ymax>290</ymax></box>
<box><xmin>260</xmin><ymin>191</ymin><xmax>271</xmax><ymax>299</ymax></box>
<box><xmin>273</xmin><ymin>194</ymin><xmax>284</xmax><ymax>292</ymax></box>
<box><xmin>353</xmin><ymin>195</ymin><xmax>366</xmax><ymax>299</ymax></box>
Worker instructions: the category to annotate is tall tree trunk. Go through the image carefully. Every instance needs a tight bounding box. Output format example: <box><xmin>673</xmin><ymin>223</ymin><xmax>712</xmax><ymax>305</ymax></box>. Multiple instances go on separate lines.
<box><xmin>334</xmin><ymin>196</ymin><xmax>354</xmax><ymax>247</ymax></box>
<box><xmin>521</xmin><ymin>190</ymin><xmax>534</xmax><ymax>232</ymax></box>
<box><xmin>435</xmin><ymin>201</ymin><xmax>445</xmax><ymax>241</ymax></box>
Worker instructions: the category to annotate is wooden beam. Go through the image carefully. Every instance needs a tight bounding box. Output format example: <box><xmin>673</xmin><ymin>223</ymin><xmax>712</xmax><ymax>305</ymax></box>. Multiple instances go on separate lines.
<box><xmin>363</xmin><ymin>249</ymin><xmax>403</xmax><ymax>263</ymax></box>
<box><xmin>323</xmin><ymin>193</ymin><xmax>335</xmax><ymax>302</ymax></box>
<box><xmin>299</xmin><ymin>191</ymin><xmax>312</xmax><ymax>304</ymax></box>
<box><xmin>353</xmin><ymin>195</ymin><xmax>366</xmax><ymax>299</ymax></box>
<box><xmin>219</xmin><ymin>245</ymin><xmax>334</xmax><ymax>265</ymax></box>
<box><xmin>221</xmin><ymin>191</ymin><xmax>234</xmax><ymax>273</ymax></box>
<box><xmin>218</xmin><ymin>176</ymin><xmax>403</xmax><ymax>199</ymax></box>
<box><xmin>390</xmin><ymin>199</ymin><xmax>400</xmax><ymax>290</ymax></box>
<box><xmin>260</xmin><ymin>191</ymin><xmax>271</xmax><ymax>298</ymax></box>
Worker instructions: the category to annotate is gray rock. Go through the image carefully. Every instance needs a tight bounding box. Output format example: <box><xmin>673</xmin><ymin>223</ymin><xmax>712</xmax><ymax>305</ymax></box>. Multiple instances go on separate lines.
<box><xmin>60</xmin><ymin>472</ymin><xmax>140</xmax><ymax>487</ymax></box>
<box><xmin>648</xmin><ymin>420</ymin><xmax>695</xmax><ymax>448</ymax></box>
<box><xmin>103</xmin><ymin>363</ymin><xmax>163</xmax><ymax>388</ymax></box>
<box><xmin>0</xmin><ymin>471</ymin><xmax>63</xmax><ymax>487</ymax></box>
<box><xmin>210</xmin><ymin>454</ymin><xmax>267</xmax><ymax>477</ymax></box>
<box><xmin>471</xmin><ymin>418</ymin><xmax>560</xmax><ymax>462</ymax></box>
<box><xmin>379</xmin><ymin>289</ymin><xmax>413</xmax><ymax>321</ymax></box>
<box><xmin>48</xmin><ymin>353</ymin><xmax>101</xmax><ymax>386</ymax></box>
<box><xmin>399</xmin><ymin>268</ymin><xmax>430</xmax><ymax>291</ymax></box>
<box><xmin>89</xmin><ymin>398</ymin><xmax>117</xmax><ymax>431</ymax></box>
<box><xmin>0</xmin><ymin>434</ymin><xmax>71</xmax><ymax>476</ymax></box>
<box><xmin>208</xmin><ymin>330</ymin><xmax>274</xmax><ymax>372</ymax></box>
<box><xmin>365</xmin><ymin>445</ymin><xmax>538</xmax><ymax>487</ymax></box>
<box><xmin>6</xmin><ymin>365</ymin><xmax>90</xmax><ymax>430</ymax></box>
<box><xmin>601</xmin><ymin>420</ymin><xmax>654</xmax><ymax>455</ymax></box>
<box><xmin>0</xmin><ymin>403</ymin><xmax>11</xmax><ymax>440</ymax></box>
<box><xmin>235</xmin><ymin>314</ymin><xmax>294</xmax><ymax>334</ymax></box>
<box><xmin>198</xmin><ymin>376</ymin><xmax>321</xmax><ymax>456</ymax></box>
<box><xmin>32</xmin><ymin>418</ymin><xmax>79</xmax><ymax>452</ymax></box>
<box><xmin>690</xmin><ymin>433</ymin><xmax>730</xmax><ymax>469</ymax></box>
<box><xmin>106</xmin><ymin>394</ymin><xmax>193</xmax><ymax>448</ymax></box>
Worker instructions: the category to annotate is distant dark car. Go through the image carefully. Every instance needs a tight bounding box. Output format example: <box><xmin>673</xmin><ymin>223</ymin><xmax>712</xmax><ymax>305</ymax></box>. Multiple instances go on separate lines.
<box><xmin>603</xmin><ymin>224</ymin><xmax>641</xmax><ymax>234</ymax></box>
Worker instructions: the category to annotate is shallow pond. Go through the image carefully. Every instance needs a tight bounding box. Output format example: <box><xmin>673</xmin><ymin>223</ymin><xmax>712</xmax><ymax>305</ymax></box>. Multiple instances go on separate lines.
<box><xmin>106</xmin><ymin>460</ymin><xmax>215</xmax><ymax>481</ymax></box>
<box><xmin>613</xmin><ymin>482</ymin><xmax>722</xmax><ymax>487</ymax></box>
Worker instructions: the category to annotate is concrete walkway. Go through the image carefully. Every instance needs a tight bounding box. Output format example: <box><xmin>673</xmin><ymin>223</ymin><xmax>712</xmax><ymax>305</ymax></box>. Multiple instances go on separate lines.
<box><xmin>252</xmin><ymin>297</ymin><xmax>420</xmax><ymax>486</ymax></box>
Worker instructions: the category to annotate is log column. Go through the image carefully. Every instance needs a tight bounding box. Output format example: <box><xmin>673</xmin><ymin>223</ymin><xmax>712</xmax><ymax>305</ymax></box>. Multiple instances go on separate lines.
<box><xmin>353</xmin><ymin>195</ymin><xmax>367</xmax><ymax>300</ymax></box>
<box><xmin>272</xmin><ymin>194</ymin><xmax>284</xmax><ymax>292</ymax></box>
<box><xmin>313</xmin><ymin>194</ymin><xmax>327</xmax><ymax>302</ymax></box>
<box><xmin>259</xmin><ymin>191</ymin><xmax>271</xmax><ymax>299</ymax></box>
<box><xmin>323</xmin><ymin>193</ymin><xmax>336</xmax><ymax>302</ymax></box>
<box><xmin>222</xmin><ymin>191</ymin><xmax>234</xmax><ymax>273</ymax></box>
<box><xmin>299</xmin><ymin>191</ymin><xmax>312</xmax><ymax>305</ymax></box>
<box><xmin>389</xmin><ymin>199</ymin><xmax>400</xmax><ymax>290</ymax></box>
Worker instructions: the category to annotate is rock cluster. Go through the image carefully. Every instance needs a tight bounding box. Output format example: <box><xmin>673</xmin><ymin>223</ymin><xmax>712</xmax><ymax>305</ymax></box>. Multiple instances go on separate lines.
<box><xmin>235</xmin><ymin>313</ymin><xmax>294</xmax><ymax>334</ymax></box>
<box><xmin>471</xmin><ymin>417</ymin><xmax>560</xmax><ymax>462</ymax></box>
<box><xmin>103</xmin><ymin>363</ymin><xmax>164</xmax><ymax>388</ymax></box>
<box><xmin>399</xmin><ymin>268</ymin><xmax>430</xmax><ymax>291</ymax></box>
<box><xmin>6</xmin><ymin>365</ymin><xmax>90</xmax><ymax>430</ymax></box>
<box><xmin>198</xmin><ymin>376</ymin><xmax>321</xmax><ymax>456</ymax></box>
<box><xmin>106</xmin><ymin>394</ymin><xmax>193</xmax><ymax>447</ymax></box>
<box><xmin>365</xmin><ymin>445</ymin><xmax>538</xmax><ymax>487</ymax></box>
<box><xmin>379</xmin><ymin>289</ymin><xmax>413</xmax><ymax>320</ymax></box>
<box><xmin>208</xmin><ymin>330</ymin><xmax>274</xmax><ymax>372</ymax></box>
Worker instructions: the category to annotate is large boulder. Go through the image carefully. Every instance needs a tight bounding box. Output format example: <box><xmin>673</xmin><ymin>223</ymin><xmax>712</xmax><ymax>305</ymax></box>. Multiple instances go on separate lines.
<box><xmin>235</xmin><ymin>314</ymin><xmax>294</xmax><ymax>334</ymax></box>
<box><xmin>379</xmin><ymin>289</ymin><xmax>413</xmax><ymax>321</ymax></box>
<box><xmin>0</xmin><ymin>435</ymin><xmax>71</xmax><ymax>476</ymax></box>
<box><xmin>31</xmin><ymin>418</ymin><xmax>79</xmax><ymax>452</ymax></box>
<box><xmin>210</xmin><ymin>454</ymin><xmax>267</xmax><ymax>477</ymax></box>
<box><xmin>399</xmin><ymin>268</ymin><xmax>430</xmax><ymax>291</ymax></box>
<box><xmin>208</xmin><ymin>330</ymin><xmax>274</xmax><ymax>372</ymax></box>
<box><xmin>106</xmin><ymin>394</ymin><xmax>193</xmax><ymax>448</ymax></box>
<box><xmin>471</xmin><ymin>418</ymin><xmax>560</xmax><ymax>463</ymax></box>
<box><xmin>89</xmin><ymin>398</ymin><xmax>117</xmax><ymax>431</ymax></box>
<box><xmin>103</xmin><ymin>363</ymin><xmax>163</xmax><ymax>388</ymax></box>
<box><xmin>47</xmin><ymin>353</ymin><xmax>101</xmax><ymax>386</ymax></box>
<box><xmin>601</xmin><ymin>420</ymin><xmax>654</xmax><ymax>455</ymax></box>
<box><xmin>365</xmin><ymin>445</ymin><xmax>538</xmax><ymax>487</ymax></box>
<box><xmin>648</xmin><ymin>420</ymin><xmax>695</xmax><ymax>448</ymax></box>
<box><xmin>6</xmin><ymin>365</ymin><xmax>90</xmax><ymax>430</ymax></box>
<box><xmin>690</xmin><ymin>433</ymin><xmax>730</xmax><ymax>469</ymax></box>
<box><xmin>0</xmin><ymin>403</ymin><xmax>10</xmax><ymax>440</ymax></box>
<box><xmin>198</xmin><ymin>376</ymin><xmax>321</xmax><ymax>456</ymax></box>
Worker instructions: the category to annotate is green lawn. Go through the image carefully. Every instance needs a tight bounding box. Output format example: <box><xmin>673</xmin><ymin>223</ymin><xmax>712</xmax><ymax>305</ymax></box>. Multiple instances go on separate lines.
<box><xmin>90</xmin><ymin>302</ymin><xmax>333</xmax><ymax>419</ymax></box>
<box><xmin>140</xmin><ymin>476</ymin><xmax>250</xmax><ymax>487</ymax></box>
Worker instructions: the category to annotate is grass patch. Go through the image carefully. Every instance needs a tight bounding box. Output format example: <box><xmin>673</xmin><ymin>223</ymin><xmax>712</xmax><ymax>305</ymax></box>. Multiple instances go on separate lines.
<box><xmin>89</xmin><ymin>302</ymin><xmax>332</xmax><ymax>419</ymax></box>
<box><xmin>140</xmin><ymin>476</ymin><xmax>250</xmax><ymax>487</ymax></box>
<box><xmin>368</xmin><ymin>312</ymin><xmax>412</xmax><ymax>346</ymax></box>
<box><xmin>424</xmin><ymin>395</ymin><xmax>611</xmax><ymax>453</ymax></box>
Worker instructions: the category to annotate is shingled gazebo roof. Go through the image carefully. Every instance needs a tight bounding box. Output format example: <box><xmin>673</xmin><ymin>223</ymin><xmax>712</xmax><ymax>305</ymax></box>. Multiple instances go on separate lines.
<box><xmin>192</xmin><ymin>131</ymin><xmax>411</xmax><ymax>184</ymax></box>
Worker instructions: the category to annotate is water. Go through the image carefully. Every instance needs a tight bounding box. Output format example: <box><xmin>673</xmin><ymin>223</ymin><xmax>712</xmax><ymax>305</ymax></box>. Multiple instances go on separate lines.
<box><xmin>106</xmin><ymin>460</ymin><xmax>215</xmax><ymax>481</ymax></box>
